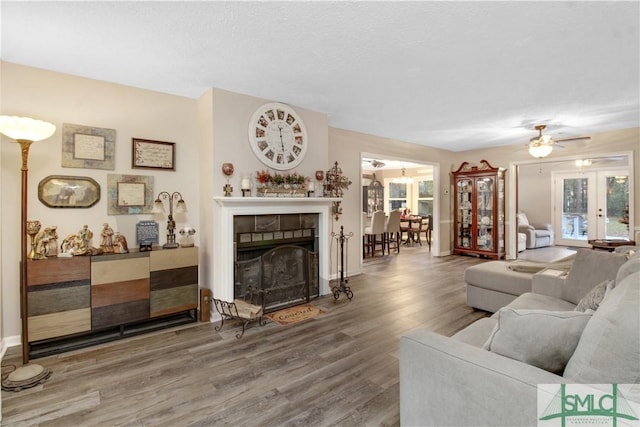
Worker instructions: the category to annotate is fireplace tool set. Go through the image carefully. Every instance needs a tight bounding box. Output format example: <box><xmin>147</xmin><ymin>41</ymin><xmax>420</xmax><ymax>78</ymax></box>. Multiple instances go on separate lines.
<box><xmin>331</xmin><ymin>225</ymin><xmax>354</xmax><ymax>300</ymax></box>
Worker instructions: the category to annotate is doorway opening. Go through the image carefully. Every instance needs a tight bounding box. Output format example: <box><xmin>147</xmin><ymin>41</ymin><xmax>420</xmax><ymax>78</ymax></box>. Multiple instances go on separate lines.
<box><xmin>361</xmin><ymin>154</ymin><xmax>439</xmax><ymax>258</ymax></box>
<box><xmin>510</xmin><ymin>152</ymin><xmax>634</xmax><ymax>257</ymax></box>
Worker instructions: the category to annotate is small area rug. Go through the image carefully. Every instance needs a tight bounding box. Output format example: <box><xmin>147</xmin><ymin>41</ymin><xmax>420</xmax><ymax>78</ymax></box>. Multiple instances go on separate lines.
<box><xmin>266</xmin><ymin>304</ymin><xmax>325</xmax><ymax>326</ymax></box>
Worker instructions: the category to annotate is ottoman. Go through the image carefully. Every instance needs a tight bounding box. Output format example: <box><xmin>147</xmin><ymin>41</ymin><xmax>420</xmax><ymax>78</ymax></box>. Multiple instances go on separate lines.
<box><xmin>464</xmin><ymin>261</ymin><xmax>534</xmax><ymax>312</ymax></box>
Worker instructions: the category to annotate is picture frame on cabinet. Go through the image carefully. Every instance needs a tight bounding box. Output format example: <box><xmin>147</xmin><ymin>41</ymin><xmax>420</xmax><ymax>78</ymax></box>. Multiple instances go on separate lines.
<box><xmin>132</xmin><ymin>138</ymin><xmax>176</xmax><ymax>171</ymax></box>
<box><xmin>38</xmin><ymin>175</ymin><xmax>100</xmax><ymax>208</ymax></box>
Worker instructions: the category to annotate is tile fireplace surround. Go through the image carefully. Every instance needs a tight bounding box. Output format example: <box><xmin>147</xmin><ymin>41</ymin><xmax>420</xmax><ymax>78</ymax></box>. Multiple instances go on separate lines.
<box><xmin>211</xmin><ymin>197</ymin><xmax>341</xmax><ymax>312</ymax></box>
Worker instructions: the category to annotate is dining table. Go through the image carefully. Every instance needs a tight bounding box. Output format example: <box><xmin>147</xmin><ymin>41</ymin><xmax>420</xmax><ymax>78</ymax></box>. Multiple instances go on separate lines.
<box><xmin>400</xmin><ymin>215</ymin><xmax>422</xmax><ymax>245</ymax></box>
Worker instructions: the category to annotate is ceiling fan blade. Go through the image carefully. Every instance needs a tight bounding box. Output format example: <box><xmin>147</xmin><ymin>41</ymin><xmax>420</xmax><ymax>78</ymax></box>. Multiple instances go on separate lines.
<box><xmin>554</xmin><ymin>136</ymin><xmax>591</xmax><ymax>143</ymax></box>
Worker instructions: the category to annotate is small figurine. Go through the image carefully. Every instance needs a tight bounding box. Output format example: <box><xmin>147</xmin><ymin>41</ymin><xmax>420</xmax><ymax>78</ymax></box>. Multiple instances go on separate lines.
<box><xmin>61</xmin><ymin>225</ymin><xmax>96</xmax><ymax>256</ymax></box>
<box><xmin>45</xmin><ymin>226</ymin><xmax>59</xmax><ymax>257</ymax></box>
<box><xmin>32</xmin><ymin>229</ymin><xmax>48</xmax><ymax>260</ymax></box>
<box><xmin>113</xmin><ymin>232</ymin><xmax>129</xmax><ymax>254</ymax></box>
<box><xmin>179</xmin><ymin>226</ymin><xmax>196</xmax><ymax>247</ymax></box>
<box><xmin>100</xmin><ymin>223</ymin><xmax>115</xmax><ymax>253</ymax></box>
<box><xmin>78</xmin><ymin>224</ymin><xmax>93</xmax><ymax>253</ymax></box>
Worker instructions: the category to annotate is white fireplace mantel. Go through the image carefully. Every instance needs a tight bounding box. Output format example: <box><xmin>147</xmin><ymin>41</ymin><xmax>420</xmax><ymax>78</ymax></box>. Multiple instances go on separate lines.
<box><xmin>212</xmin><ymin>197</ymin><xmax>341</xmax><ymax>302</ymax></box>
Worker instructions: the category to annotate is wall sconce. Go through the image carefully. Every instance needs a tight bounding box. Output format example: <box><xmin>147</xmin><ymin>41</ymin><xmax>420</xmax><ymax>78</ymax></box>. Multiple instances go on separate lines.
<box><xmin>0</xmin><ymin>115</ymin><xmax>56</xmax><ymax>388</ymax></box>
<box><xmin>153</xmin><ymin>191</ymin><xmax>187</xmax><ymax>249</ymax></box>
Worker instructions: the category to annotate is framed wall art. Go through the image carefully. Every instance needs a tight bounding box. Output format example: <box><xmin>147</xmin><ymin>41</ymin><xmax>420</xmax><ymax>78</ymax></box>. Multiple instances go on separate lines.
<box><xmin>62</xmin><ymin>123</ymin><xmax>116</xmax><ymax>170</ymax></box>
<box><xmin>38</xmin><ymin>175</ymin><xmax>100</xmax><ymax>208</ymax></box>
<box><xmin>132</xmin><ymin>138</ymin><xmax>176</xmax><ymax>171</ymax></box>
<box><xmin>107</xmin><ymin>174</ymin><xmax>154</xmax><ymax>215</ymax></box>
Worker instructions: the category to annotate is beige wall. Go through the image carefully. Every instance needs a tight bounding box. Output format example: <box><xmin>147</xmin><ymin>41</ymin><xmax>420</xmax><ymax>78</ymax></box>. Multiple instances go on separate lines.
<box><xmin>1</xmin><ymin>62</ymin><xmax>200</xmax><ymax>342</ymax></box>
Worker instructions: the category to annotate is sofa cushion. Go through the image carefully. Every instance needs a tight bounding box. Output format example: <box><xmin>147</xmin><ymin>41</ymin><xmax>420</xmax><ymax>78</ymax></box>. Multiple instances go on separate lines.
<box><xmin>616</xmin><ymin>256</ymin><xmax>640</xmax><ymax>285</ymax></box>
<box><xmin>484</xmin><ymin>308</ymin><xmax>592</xmax><ymax>374</ymax></box>
<box><xmin>451</xmin><ymin>317</ymin><xmax>498</xmax><ymax>348</ymax></box>
<box><xmin>574</xmin><ymin>279</ymin><xmax>614</xmax><ymax>312</ymax></box>
<box><xmin>563</xmin><ymin>271</ymin><xmax>640</xmax><ymax>384</ymax></box>
<box><xmin>562</xmin><ymin>249</ymin><xmax>627</xmax><ymax>304</ymax></box>
<box><xmin>495</xmin><ymin>292</ymin><xmax>576</xmax><ymax>316</ymax></box>
<box><xmin>465</xmin><ymin>261</ymin><xmax>533</xmax><ymax>296</ymax></box>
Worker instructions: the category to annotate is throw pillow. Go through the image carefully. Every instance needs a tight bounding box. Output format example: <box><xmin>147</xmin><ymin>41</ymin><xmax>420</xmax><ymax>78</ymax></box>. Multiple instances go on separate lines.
<box><xmin>574</xmin><ymin>279</ymin><xmax>614</xmax><ymax>312</ymax></box>
<box><xmin>562</xmin><ymin>249</ymin><xmax>628</xmax><ymax>305</ymax></box>
<box><xmin>516</xmin><ymin>212</ymin><xmax>529</xmax><ymax>226</ymax></box>
<box><xmin>564</xmin><ymin>271</ymin><xmax>640</xmax><ymax>384</ymax></box>
<box><xmin>483</xmin><ymin>308</ymin><xmax>592</xmax><ymax>375</ymax></box>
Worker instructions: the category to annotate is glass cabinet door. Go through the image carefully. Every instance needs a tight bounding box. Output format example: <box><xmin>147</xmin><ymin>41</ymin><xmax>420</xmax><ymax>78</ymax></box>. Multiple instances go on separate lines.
<box><xmin>476</xmin><ymin>177</ymin><xmax>494</xmax><ymax>251</ymax></box>
<box><xmin>457</xmin><ymin>179</ymin><xmax>473</xmax><ymax>248</ymax></box>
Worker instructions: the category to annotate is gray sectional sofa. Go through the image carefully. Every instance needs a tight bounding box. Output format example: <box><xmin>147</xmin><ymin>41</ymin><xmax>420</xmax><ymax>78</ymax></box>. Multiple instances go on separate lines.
<box><xmin>400</xmin><ymin>249</ymin><xmax>640</xmax><ymax>426</ymax></box>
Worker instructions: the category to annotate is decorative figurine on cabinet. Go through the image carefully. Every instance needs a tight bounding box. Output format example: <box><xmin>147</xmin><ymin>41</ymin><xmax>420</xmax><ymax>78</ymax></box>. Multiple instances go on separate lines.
<box><xmin>179</xmin><ymin>226</ymin><xmax>196</xmax><ymax>247</ymax></box>
<box><xmin>45</xmin><ymin>226</ymin><xmax>59</xmax><ymax>257</ymax></box>
<box><xmin>100</xmin><ymin>223</ymin><xmax>115</xmax><ymax>253</ymax></box>
<box><xmin>113</xmin><ymin>232</ymin><xmax>129</xmax><ymax>254</ymax></box>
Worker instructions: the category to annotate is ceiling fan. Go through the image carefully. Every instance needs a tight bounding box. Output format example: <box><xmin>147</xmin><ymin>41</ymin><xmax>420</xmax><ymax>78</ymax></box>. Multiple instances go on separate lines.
<box><xmin>527</xmin><ymin>125</ymin><xmax>591</xmax><ymax>158</ymax></box>
<box><xmin>363</xmin><ymin>159</ymin><xmax>386</xmax><ymax>169</ymax></box>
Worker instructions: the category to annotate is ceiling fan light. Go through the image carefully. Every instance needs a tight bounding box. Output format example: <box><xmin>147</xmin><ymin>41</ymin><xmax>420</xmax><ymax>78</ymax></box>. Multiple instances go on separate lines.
<box><xmin>528</xmin><ymin>143</ymin><xmax>553</xmax><ymax>158</ymax></box>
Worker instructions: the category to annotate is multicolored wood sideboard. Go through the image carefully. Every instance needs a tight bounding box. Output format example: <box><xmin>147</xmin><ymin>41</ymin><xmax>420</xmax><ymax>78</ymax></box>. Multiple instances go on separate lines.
<box><xmin>26</xmin><ymin>246</ymin><xmax>198</xmax><ymax>359</ymax></box>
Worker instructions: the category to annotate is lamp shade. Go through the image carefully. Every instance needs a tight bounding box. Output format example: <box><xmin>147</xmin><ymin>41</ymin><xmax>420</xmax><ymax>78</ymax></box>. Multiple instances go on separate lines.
<box><xmin>175</xmin><ymin>199</ymin><xmax>187</xmax><ymax>214</ymax></box>
<box><xmin>0</xmin><ymin>116</ymin><xmax>56</xmax><ymax>142</ymax></box>
<box><xmin>152</xmin><ymin>199</ymin><xmax>165</xmax><ymax>214</ymax></box>
<box><xmin>528</xmin><ymin>143</ymin><xmax>553</xmax><ymax>158</ymax></box>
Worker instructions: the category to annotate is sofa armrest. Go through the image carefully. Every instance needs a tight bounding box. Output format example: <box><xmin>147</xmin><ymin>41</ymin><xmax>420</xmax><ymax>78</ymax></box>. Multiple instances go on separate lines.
<box><xmin>532</xmin><ymin>269</ymin><xmax>567</xmax><ymax>299</ymax></box>
<box><xmin>531</xmin><ymin>223</ymin><xmax>553</xmax><ymax>232</ymax></box>
<box><xmin>400</xmin><ymin>329</ymin><xmax>566</xmax><ymax>426</ymax></box>
<box><xmin>518</xmin><ymin>224</ymin><xmax>534</xmax><ymax>233</ymax></box>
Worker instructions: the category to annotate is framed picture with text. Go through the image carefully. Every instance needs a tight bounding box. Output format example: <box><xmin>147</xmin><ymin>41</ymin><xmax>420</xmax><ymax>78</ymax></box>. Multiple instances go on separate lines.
<box><xmin>132</xmin><ymin>138</ymin><xmax>176</xmax><ymax>171</ymax></box>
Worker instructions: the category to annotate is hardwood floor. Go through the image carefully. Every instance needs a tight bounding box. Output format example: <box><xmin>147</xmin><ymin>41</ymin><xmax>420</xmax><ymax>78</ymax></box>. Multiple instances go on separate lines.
<box><xmin>2</xmin><ymin>246</ymin><xmax>489</xmax><ymax>426</ymax></box>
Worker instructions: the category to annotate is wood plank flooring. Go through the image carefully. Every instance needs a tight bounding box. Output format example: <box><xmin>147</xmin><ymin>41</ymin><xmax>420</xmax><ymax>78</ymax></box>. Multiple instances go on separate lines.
<box><xmin>2</xmin><ymin>246</ymin><xmax>489</xmax><ymax>426</ymax></box>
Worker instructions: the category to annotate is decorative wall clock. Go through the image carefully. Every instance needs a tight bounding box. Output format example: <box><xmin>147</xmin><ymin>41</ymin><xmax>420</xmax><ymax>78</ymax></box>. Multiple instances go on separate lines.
<box><xmin>248</xmin><ymin>102</ymin><xmax>308</xmax><ymax>170</ymax></box>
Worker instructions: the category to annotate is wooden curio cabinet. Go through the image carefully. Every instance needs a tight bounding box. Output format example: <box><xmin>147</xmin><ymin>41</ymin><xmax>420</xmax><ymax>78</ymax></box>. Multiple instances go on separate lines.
<box><xmin>452</xmin><ymin>160</ymin><xmax>505</xmax><ymax>260</ymax></box>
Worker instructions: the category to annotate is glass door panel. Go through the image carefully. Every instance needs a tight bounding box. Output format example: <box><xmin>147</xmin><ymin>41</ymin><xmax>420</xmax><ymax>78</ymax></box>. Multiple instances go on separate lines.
<box><xmin>554</xmin><ymin>169</ymin><xmax>630</xmax><ymax>246</ymax></box>
<box><xmin>555</xmin><ymin>173</ymin><xmax>593</xmax><ymax>247</ymax></box>
<box><xmin>476</xmin><ymin>177</ymin><xmax>494</xmax><ymax>251</ymax></box>
<box><xmin>600</xmin><ymin>171</ymin><xmax>630</xmax><ymax>239</ymax></box>
<box><xmin>457</xmin><ymin>179</ymin><xmax>473</xmax><ymax>248</ymax></box>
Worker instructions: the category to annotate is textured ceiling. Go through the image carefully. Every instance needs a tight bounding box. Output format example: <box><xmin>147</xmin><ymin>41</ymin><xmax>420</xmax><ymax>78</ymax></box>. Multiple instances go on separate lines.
<box><xmin>1</xmin><ymin>1</ymin><xmax>638</xmax><ymax>151</ymax></box>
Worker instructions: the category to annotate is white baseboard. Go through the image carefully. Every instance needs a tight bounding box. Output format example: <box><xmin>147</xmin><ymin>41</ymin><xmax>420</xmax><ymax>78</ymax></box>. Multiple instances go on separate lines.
<box><xmin>1</xmin><ymin>335</ymin><xmax>20</xmax><ymax>361</ymax></box>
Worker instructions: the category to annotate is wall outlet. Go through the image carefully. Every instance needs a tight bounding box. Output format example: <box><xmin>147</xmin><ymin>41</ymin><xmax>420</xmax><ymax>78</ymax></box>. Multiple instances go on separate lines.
<box><xmin>443</xmin><ymin>186</ymin><xmax>450</xmax><ymax>195</ymax></box>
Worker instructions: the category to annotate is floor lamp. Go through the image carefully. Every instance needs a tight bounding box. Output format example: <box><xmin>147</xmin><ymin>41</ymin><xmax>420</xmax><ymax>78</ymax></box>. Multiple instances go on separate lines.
<box><xmin>0</xmin><ymin>115</ymin><xmax>56</xmax><ymax>390</ymax></box>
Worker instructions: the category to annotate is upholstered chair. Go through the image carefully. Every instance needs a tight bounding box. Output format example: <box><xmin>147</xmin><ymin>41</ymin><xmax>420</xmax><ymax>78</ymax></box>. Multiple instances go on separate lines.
<box><xmin>517</xmin><ymin>211</ymin><xmax>554</xmax><ymax>249</ymax></box>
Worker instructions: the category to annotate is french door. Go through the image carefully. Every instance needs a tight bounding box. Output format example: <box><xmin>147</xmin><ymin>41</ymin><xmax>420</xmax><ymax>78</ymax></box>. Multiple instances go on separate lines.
<box><xmin>553</xmin><ymin>169</ymin><xmax>630</xmax><ymax>247</ymax></box>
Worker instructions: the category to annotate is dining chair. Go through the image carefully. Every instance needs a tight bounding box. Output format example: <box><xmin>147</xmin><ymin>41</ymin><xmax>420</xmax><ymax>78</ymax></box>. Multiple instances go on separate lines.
<box><xmin>364</xmin><ymin>210</ymin><xmax>386</xmax><ymax>256</ymax></box>
<box><xmin>414</xmin><ymin>215</ymin><xmax>433</xmax><ymax>250</ymax></box>
<box><xmin>385</xmin><ymin>209</ymin><xmax>402</xmax><ymax>254</ymax></box>
<box><xmin>410</xmin><ymin>216</ymin><xmax>423</xmax><ymax>246</ymax></box>
<box><xmin>362</xmin><ymin>212</ymin><xmax>370</xmax><ymax>258</ymax></box>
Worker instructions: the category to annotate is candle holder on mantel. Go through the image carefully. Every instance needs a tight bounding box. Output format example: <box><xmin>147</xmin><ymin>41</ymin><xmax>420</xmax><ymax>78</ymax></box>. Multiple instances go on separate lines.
<box><xmin>222</xmin><ymin>163</ymin><xmax>234</xmax><ymax>197</ymax></box>
<box><xmin>315</xmin><ymin>170</ymin><xmax>324</xmax><ymax>196</ymax></box>
<box><xmin>241</xmin><ymin>175</ymin><xmax>252</xmax><ymax>197</ymax></box>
